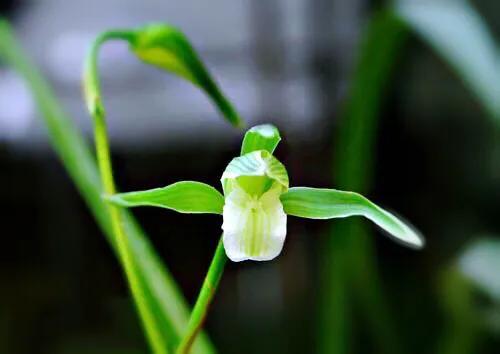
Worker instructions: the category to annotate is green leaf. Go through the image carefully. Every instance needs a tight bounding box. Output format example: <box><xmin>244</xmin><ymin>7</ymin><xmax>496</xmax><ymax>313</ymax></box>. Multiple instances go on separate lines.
<box><xmin>0</xmin><ymin>19</ymin><xmax>214</xmax><ymax>354</ymax></box>
<box><xmin>320</xmin><ymin>12</ymin><xmax>408</xmax><ymax>354</ymax></box>
<box><xmin>240</xmin><ymin>124</ymin><xmax>281</xmax><ymax>155</ymax></box>
<box><xmin>281</xmin><ymin>187</ymin><xmax>424</xmax><ymax>248</ymax></box>
<box><xmin>108</xmin><ymin>181</ymin><xmax>224</xmax><ymax>215</ymax></box>
<box><xmin>394</xmin><ymin>0</ymin><xmax>500</xmax><ymax>120</ymax></box>
<box><xmin>130</xmin><ymin>23</ymin><xmax>243</xmax><ymax>127</ymax></box>
<box><xmin>459</xmin><ymin>237</ymin><xmax>500</xmax><ymax>302</ymax></box>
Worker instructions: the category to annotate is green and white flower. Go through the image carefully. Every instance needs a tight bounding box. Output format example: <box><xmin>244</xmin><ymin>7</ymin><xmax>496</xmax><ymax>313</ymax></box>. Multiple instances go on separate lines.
<box><xmin>221</xmin><ymin>150</ymin><xmax>289</xmax><ymax>261</ymax></box>
<box><xmin>108</xmin><ymin>124</ymin><xmax>424</xmax><ymax>262</ymax></box>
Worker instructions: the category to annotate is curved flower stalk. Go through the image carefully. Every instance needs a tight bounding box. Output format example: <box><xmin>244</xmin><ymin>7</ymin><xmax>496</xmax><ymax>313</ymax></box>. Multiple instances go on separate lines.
<box><xmin>108</xmin><ymin>123</ymin><xmax>425</xmax><ymax>352</ymax></box>
<box><xmin>83</xmin><ymin>23</ymin><xmax>242</xmax><ymax>354</ymax></box>
<box><xmin>84</xmin><ymin>23</ymin><xmax>242</xmax><ymax>128</ymax></box>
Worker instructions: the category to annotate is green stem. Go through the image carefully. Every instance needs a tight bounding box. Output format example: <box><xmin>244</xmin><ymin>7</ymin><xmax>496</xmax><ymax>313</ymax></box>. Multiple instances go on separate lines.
<box><xmin>84</xmin><ymin>31</ymin><xmax>168</xmax><ymax>354</ymax></box>
<box><xmin>176</xmin><ymin>238</ymin><xmax>227</xmax><ymax>354</ymax></box>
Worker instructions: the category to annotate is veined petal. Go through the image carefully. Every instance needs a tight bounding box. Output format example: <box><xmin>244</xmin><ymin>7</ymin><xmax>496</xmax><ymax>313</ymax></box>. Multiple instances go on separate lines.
<box><xmin>221</xmin><ymin>150</ymin><xmax>289</xmax><ymax>195</ymax></box>
<box><xmin>222</xmin><ymin>183</ymin><xmax>287</xmax><ymax>261</ymax></box>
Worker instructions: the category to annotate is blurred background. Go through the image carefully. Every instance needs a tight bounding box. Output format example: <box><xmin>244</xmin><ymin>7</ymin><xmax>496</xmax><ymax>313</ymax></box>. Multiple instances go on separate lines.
<box><xmin>1</xmin><ymin>0</ymin><xmax>500</xmax><ymax>353</ymax></box>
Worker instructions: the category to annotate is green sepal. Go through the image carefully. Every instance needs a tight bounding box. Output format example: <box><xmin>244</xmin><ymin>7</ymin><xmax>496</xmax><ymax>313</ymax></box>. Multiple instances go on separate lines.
<box><xmin>281</xmin><ymin>187</ymin><xmax>424</xmax><ymax>248</ymax></box>
<box><xmin>129</xmin><ymin>23</ymin><xmax>243</xmax><ymax>127</ymax></box>
<box><xmin>240</xmin><ymin>124</ymin><xmax>281</xmax><ymax>155</ymax></box>
<box><xmin>107</xmin><ymin>181</ymin><xmax>224</xmax><ymax>215</ymax></box>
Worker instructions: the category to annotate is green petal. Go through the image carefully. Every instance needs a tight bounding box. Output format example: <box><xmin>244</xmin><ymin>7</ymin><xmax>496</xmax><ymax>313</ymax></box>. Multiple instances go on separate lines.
<box><xmin>221</xmin><ymin>150</ymin><xmax>289</xmax><ymax>196</ymax></box>
<box><xmin>281</xmin><ymin>187</ymin><xmax>424</xmax><ymax>248</ymax></box>
<box><xmin>107</xmin><ymin>181</ymin><xmax>224</xmax><ymax>214</ymax></box>
<box><xmin>130</xmin><ymin>24</ymin><xmax>242</xmax><ymax>127</ymax></box>
<box><xmin>240</xmin><ymin>124</ymin><xmax>281</xmax><ymax>155</ymax></box>
<box><xmin>222</xmin><ymin>183</ymin><xmax>287</xmax><ymax>261</ymax></box>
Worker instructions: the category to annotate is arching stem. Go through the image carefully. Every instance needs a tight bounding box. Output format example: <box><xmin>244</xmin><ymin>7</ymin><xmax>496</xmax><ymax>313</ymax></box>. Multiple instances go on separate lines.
<box><xmin>84</xmin><ymin>31</ymin><xmax>169</xmax><ymax>354</ymax></box>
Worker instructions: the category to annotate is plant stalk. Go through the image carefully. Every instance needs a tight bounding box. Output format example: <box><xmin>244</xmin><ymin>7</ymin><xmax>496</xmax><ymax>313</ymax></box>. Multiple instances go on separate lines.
<box><xmin>176</xmin><ymin>238</ymin><xmax>227</xmax><ymax>354</ymax></box>
<box><xmin>85</xmin><ymin>32</ymin><xmax>168</xmax><ymax>354</ymax></box>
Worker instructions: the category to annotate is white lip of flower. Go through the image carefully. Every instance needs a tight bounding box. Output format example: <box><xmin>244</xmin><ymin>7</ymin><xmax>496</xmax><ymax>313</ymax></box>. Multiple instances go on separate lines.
<box><xmin>221</xmin><ymin>150</ymin><xmax>289</xmax><ymax>262</ymax></box>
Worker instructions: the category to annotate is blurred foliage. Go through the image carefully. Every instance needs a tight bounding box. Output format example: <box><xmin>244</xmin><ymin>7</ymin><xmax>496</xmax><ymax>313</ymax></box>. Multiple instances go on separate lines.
<box><xmin>459</xmin><ymin>238</ymin><xmax>500</xmax><ymax>302</ymax></box>
<box><xmin>0</xmin><ymin>19</ymin><xmax>214</xmax><ymax>354</ymax></box>
<box><xmin>320</xmin><ymin>9</ymin><xmax>407</xmax><ymax>354</ymax></box>
<box><xmin>320</xmin><ymin>0</ymin><xmax>500</xmax><ymax>354</ymax></box>
<box><xmin>395</xmin><ymin>0</ymin><xmax>500</xmax><ymax>121</ymax></box>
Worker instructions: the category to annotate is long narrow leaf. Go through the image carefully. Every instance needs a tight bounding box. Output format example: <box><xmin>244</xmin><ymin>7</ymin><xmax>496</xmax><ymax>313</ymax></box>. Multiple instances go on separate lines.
<box><xmin>320</xmin><ymin>11</ymin><xmax>408</xmax><ymax>354</ymax></box>
<box><xmin>0</xmin><ymin>19</ymin><xmax>214</xmax><ymax>354</ymax></box>
<box><xmin>394</xmin><ymin>0</ymin><xmax>500</xmax><ymax>120</ymax></box>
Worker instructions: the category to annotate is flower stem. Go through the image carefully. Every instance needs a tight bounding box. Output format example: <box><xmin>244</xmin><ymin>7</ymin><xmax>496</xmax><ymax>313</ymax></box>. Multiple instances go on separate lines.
<box><xmin>84</xmin><ymin>32</ymin><xmax>169</xmax><ymax>354</ymax></box>
<box><xmin>176</xmin><ymin>238</ymin><xmax>227</xmax><ymax>354</ymax></box>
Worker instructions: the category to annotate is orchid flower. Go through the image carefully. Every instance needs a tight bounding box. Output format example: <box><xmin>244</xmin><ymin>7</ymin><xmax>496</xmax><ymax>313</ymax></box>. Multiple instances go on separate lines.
<box><xmin>81</xmin><ymin>22</ymin><xmax>424</xmax><ymax>353</ymax></box>
<box><xmin>108</xmin><ymin>124</ymin><xmax>424</xmax><ymax>262</ymax></box>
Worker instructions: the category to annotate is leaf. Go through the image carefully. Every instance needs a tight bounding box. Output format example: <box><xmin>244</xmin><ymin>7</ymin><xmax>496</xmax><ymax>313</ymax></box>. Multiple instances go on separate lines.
<box><xmin>130</xmin><ymin>23</ymin><xmax>243</xmax><ymax>127</ymax></box>
<box><xmin>240</xmin><ymin>124</ymin><xmax>281</xmax><ymax>155</ymax></box>
<box><xmin>0</xmin><ymin>19</ymin><xmax>214</xmax><ymax>354</ymax></box>
<box><xmin>319</xmin><ymin>11</ymin><xmax>408</xmax><ymax>354</ymax></box>
<box><xmin>108</xmin><ymin>181</ymin><xmax>224</xmax><ymax>215</ymax></box>
<box><xmin>459</xmin><ymin>237</ymin><xmax>500</xmax><ymax>302</ymax></box>
<box><xmin>281</xmin><ymin>187</ymin><xmax>424</xmax><ymax>248</ymax></box>
<box><xmin>394</xmin><ymin>0</ymin><xmax>500</xmax><ymax>120</ymax></box>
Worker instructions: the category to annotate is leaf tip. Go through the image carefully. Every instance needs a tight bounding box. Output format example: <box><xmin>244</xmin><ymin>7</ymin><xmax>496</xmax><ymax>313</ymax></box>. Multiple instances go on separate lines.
<box><xmin>394</xmin><ymin>226</ymin><xmax>426</xmax><ymax>250</ymax></box>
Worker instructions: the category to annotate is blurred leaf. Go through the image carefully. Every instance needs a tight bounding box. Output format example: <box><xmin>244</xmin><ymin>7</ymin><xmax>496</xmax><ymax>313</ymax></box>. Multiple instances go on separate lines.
<box><xmin>240</xmin><ymin>124</ymin><xmax>281</xmax><ymax>155</ymax></box>
<box><xmin>109</xmin><ymin>181</ymin><xmax>224</xmax><ymax>215</ymax></box>
<box><xmin>319</xmin><ymin>10</ymin><xmax>408</xmax><ymax>354</ymax></box>
<box><xmin>0</xmin><ymin>19</ymin><xmax>214</xmax><ymax>354</ymax></box>
<box><xmin>395</xmin><ymin>0</ymin><xmax>500</xmax><ymax>120</ymax></box>
<box><xmin>321</xmin><ymin>1</ymin><xmax>499</xmax><ymax>353</ymax></box>
<box><xmin>436</xmin><ymin>238</ymin><xmax>500</xmax><ymax>353</ymax></box>
<box><xmin>131</xmin><ymin>23</ymin><xmax>243</xmax><ymax>127</ymax></box>
<box><xmin>459</xmin><ymin>237</ymin><xmax>500</xmax><ymax>302</ymax></box>
<box><xmin>437</xmin><ymin>267</ymin><xmax>481</xmax><ymax>354</ymax></box>
<box><xmin>282</xmin><ymin>187</ymin><xmax>424</xmax><ymax>248</ymax></box>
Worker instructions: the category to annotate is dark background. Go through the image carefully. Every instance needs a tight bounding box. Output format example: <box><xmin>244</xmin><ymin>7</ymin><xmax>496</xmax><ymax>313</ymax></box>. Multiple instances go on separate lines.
<box><xmin>1</xmin><ymin>0</ymin><xmax>500</xmax><ymax>353</ymax></box>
